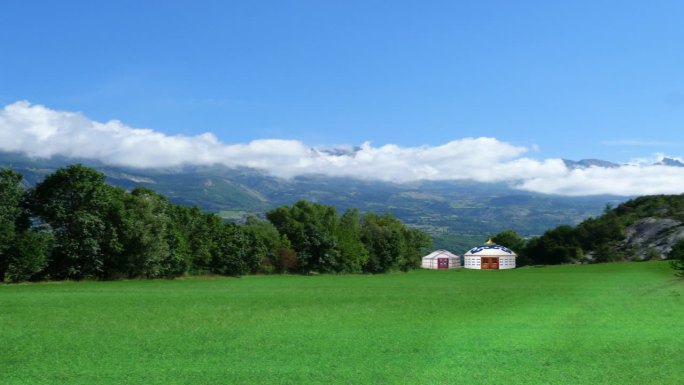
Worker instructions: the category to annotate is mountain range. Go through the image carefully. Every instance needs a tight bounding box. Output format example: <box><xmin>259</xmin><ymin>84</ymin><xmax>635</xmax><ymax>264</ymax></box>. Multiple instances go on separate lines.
<box><xmin>0</xmin><ymin>151</ymin><xmax>641</xmax><ymax>252</ymax></box>
<box><xmin>562</xmin><ymin>157</ymin><xmax>684</xmax><ymax>169</ymax></box>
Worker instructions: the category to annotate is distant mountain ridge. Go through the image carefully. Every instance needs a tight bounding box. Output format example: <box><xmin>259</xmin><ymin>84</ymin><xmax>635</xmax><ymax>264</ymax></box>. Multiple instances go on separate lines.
<box><xmin>0</xmin><ymin>151</ymin><xmax>629</xmax><ymax>252</ymax></box>
<box><xmin>562</xmin><ymin>158</ymin><xmax>621</xmax><ymax>169</ymax></box>
<box><xmin>658</xmin><ymin>157</ymin><xmax>684</xmax><ymax>167</ymax></box>
<box><xmin>561</xmin><ymin>157</ymin><xmax>684</xmax><ymax>169</ymax></box>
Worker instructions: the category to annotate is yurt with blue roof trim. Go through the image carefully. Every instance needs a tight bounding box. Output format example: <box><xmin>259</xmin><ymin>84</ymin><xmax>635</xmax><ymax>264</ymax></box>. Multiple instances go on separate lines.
<box><xmin>464</xmin><ymin>239</ymin><xmax>517</xmax><ymax>270</ymax></box>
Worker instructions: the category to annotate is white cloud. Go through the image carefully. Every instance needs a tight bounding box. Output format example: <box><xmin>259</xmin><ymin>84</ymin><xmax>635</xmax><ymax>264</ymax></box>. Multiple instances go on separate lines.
<box><xmin>517</xmin><ymin>165</ymin><xmax>684</xmax><ymax>196</ymax></box>
<box><xmin>2</xmin><ymin>100</ymin><xmax>684</xmax><ymax>196</ymax></box>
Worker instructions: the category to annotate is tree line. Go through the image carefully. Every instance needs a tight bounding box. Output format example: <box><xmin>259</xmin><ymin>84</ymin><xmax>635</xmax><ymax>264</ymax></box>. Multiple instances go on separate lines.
<box><xmin>0</xmin><ymin>165</ymin><xmax>432</xmax><ymax>283</ymax></box>
<box><xmin>490</xmin><ymin>194</ymin><xmax>684</xmax><ymax>275</ymax></box>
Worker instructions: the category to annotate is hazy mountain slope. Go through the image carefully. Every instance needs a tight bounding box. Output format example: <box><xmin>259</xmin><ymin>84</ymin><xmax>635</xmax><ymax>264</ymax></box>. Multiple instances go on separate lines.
<box><xmin>0</xmin><ymin>151</ymin><xmax>622</xmax><ymax>252</ymax></box>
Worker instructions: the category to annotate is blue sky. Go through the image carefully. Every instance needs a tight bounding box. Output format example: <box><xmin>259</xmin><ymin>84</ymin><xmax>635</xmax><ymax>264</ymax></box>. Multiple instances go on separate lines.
<box><xmin>1</xmin><ymin>0</ymin><xmax>684</xmax><ymax>164</ymax></box>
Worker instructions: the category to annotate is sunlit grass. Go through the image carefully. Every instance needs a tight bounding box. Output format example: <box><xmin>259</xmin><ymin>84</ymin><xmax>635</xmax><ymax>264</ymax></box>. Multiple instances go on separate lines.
<box><xmin>1</xmin><ymin>261</ymin><xmax>682</xmax><ymax>384</ymax></box>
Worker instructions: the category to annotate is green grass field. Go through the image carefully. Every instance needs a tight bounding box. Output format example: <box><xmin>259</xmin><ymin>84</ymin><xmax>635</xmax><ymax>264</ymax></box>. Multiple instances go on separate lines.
<box><xmin>1</xmin><ymin>261</ymin><xmax>683</xmax><ymax>385</ymax></box>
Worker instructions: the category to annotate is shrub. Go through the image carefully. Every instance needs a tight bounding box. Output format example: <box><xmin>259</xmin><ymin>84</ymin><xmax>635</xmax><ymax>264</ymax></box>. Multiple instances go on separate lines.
<box><xmin>4</xmin><ymin>231</ymin><xmax>51</xmax><ymax>283</ymax></box>
<box><xmin>668</xmin><ymin>239</ymin><xmax>684</xmax><ymax>277</ymax></box>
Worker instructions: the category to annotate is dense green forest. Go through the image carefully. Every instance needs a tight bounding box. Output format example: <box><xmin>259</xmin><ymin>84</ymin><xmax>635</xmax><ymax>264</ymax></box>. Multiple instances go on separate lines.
<box><xmin>0</xmin><ymin>165</ymin><xmax>431</xmax><ymax>283</ymax></box>
<box><xmin>492</xmin><ymin>194</ymin><xmax>684</xmax><ymax>273</ymax></box>
<box><xmin>3</xmin><ymin>163</ymin><xmax>683</xmax><ymax>283</ymax></box>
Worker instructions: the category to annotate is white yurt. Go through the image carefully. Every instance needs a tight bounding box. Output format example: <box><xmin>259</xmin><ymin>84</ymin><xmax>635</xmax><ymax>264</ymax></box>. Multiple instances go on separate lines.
<box><xmin>463</xmin><ymin>239</ymin><xmax>517</xmax><ymax>270</ymax></box>
<box><xmin>421</xmin><ymin>250</ymin><xmax>461</xmax><ymax>269</ymax></box>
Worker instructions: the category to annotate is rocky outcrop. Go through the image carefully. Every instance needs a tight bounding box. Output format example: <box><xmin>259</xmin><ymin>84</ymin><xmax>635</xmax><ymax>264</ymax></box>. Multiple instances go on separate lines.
<box><xmin>621</xmin><ymin>218</ymin><xmax>684</xmax><ymax>260</ymax></box>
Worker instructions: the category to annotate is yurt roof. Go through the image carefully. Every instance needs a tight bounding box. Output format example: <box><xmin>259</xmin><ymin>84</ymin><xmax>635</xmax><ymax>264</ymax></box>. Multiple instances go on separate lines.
<box><xmin>464</xmin><ymin>239</ymin><xmax>516</xmax><ymax>257</ymax></box>
<box><xmin>422</xmin><ymin>249</ymin><xmax>460</xmax><ymax>260</ymax></box>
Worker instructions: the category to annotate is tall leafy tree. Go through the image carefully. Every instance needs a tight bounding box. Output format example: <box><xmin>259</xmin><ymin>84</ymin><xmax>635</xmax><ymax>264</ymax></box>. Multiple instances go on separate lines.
<box><xmin>119</xmin><ymin>187</ymin><xmax>173</xmax><ymax>278</ymax></box>
<box><xmin>242</xmin><ymin>216</ymin><xmax>292</xmax><ymax>273</ymax></box>
<box><xmin>360</xmin><ymin>213</ymin><xmax>430</xmax><ymax>273</ymax></box>
<box><xmin>267</xmin><ymin>200</ymin><xmax>342</xmax><ymax>273</ymax></box>
<box><xmin>28</xmin><ymin>164</ymin><xmax>116</xmax><ymax>279</ymax></box>
<box><xmin>0</xmin><ymin>168</ymin><xmax>28</xmax><ymax>280</ymax></box>
<box><xmin>211</xmin><ymin>222</ymin><xmax>251</xmax><ymax>276</ymax></box>
<box><xmin>170</xmin><ymin>206</ymin><xmax>224</xmax><ymax>274</ymax></box>
<box><xmin>335</xmin><ymin>209</ymin><xmax>369</xmax><ymax>273</ymax></box>
<box><xmin>402</xmin><ymin>226</ymin><xmax>432</xmax><ymax>271</ymax></box>
<box><xmin>492</xmin><ymin>230</ymin><xmax>525</xmax><ymax>253</ymax></box>
<box><xmin>524</xmin><ymin>225</ymin><xmax>583</xmax><ymax>265</ymax></box>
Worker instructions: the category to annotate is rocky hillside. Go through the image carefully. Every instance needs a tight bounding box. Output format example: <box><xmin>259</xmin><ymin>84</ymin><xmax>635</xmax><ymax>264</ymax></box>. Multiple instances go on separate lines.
<box><xmin>621</xmin><ymin>218</ymin><xmax>684</xmax><ymax>260</ymax></box>
<box><xmin>613</xmin><ymin>194</ymin><xmax>684</xmax><ymax>260</ymax></box>
<box><xmin>521</xmin><ymin>194</ymin><xmax>684</xmax><ymax>264</ymax></box>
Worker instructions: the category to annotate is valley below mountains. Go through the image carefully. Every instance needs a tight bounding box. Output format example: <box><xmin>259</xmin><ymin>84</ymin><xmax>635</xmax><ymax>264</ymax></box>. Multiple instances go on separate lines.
<box><xmin>0</xmin><ymin>151</ymin><xmax>627</xmax><ymax>252</ymax></box>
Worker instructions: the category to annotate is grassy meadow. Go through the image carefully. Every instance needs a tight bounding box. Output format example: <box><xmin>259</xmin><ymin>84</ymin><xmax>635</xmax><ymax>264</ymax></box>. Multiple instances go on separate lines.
<box><xmin>1</xmin><ymin>261</ymin><xmax>683</xmax><ymax>385</ymax></box>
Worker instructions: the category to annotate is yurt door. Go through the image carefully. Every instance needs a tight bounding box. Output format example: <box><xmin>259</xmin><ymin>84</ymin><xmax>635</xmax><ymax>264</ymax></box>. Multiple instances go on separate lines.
<box><xmin>438</xmin><ymin>258</ymin><xmax>449</xmax><ymax>269</ymax></box>
<box><xmin>482</xmin><ymin>257</ymin><xmax>499</xmax><ymax>270</ymax></box>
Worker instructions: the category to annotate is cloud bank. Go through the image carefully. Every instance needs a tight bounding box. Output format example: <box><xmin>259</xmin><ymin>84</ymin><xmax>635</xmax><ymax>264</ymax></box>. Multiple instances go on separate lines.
<box><xmin>2</xmin><ymin>101</ymin><xmax>684</xmax><ymax>197</ymax></box>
